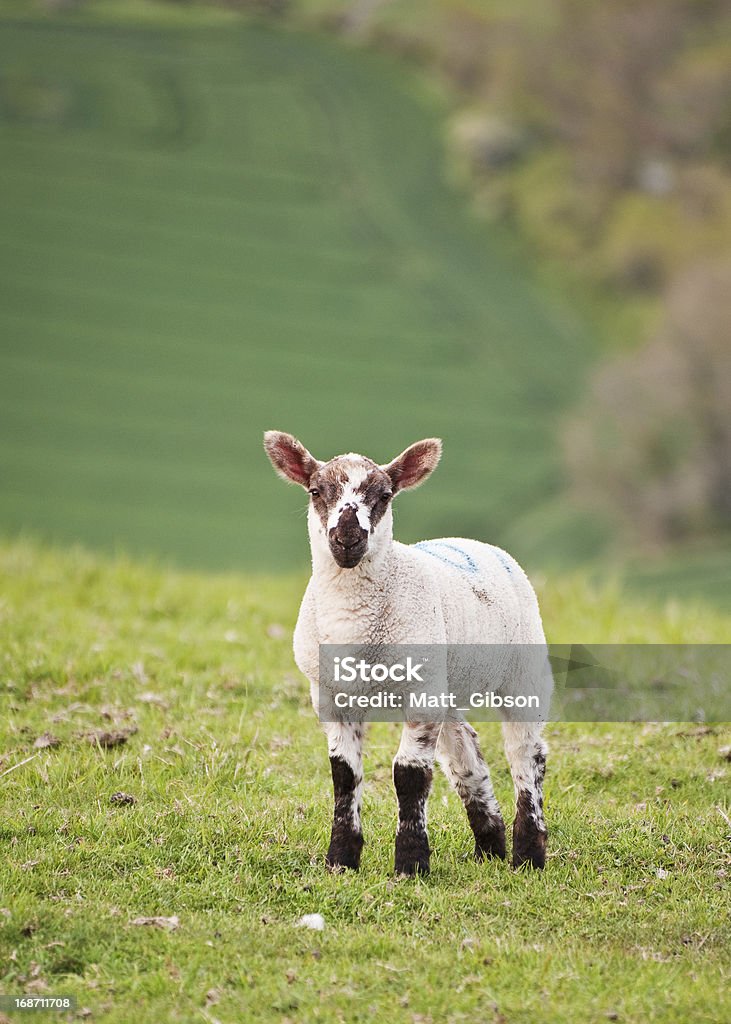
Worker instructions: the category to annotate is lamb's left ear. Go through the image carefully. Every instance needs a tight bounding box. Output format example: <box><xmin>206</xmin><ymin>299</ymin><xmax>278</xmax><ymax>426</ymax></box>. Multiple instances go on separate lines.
<box><xmin>263</xmin><ymin>430</ymin><xmax>322</xmax><ymax>487</ymax></box>
<box><xmin>382</xmin><ymin>438</ymin><xmax>442</xmax><ymax>493</ymax></box>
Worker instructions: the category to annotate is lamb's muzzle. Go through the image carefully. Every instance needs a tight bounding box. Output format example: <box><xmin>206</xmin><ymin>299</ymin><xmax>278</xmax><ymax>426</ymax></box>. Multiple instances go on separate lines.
<box><xmin>329</xmin><ymin>506</ymin><xmax>368</xmax><ymax>568</ymax></box>
<box><xmin>263</xmin><ymin>429</ymin><xmax>552</xmax><ymax>876</ymax></box>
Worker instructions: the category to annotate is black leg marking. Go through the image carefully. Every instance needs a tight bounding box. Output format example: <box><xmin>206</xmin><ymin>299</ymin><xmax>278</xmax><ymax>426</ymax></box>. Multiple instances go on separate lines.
<box><xmin>512</xmin><ymin>790</ymin><xmax>547</xmax><ymax>869</ymax></box>
<box><xmin>326</xmin><ymin>755</ymin><xmax>363</xmax><ymax>871</ymax></box>
<box><xmin>512</xmin><ymin>749</ymin><xmax>548</xmax><ymax>869</ymax></box>
<box><xmin>465</xmin><ymin>798</ymin><xmax>507</xmax><ymax>861</ymax></box>
<box><xmin>393</xmin><ymin>762</ymin><xmax>432</xmax><ymax>876</ymax></box>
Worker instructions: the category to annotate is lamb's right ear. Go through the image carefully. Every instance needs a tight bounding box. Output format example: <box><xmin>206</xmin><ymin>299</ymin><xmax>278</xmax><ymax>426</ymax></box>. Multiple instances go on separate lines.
<box><xmin>263</xmin><ymin>431</ymin><xmax>321</xmax><ymax>487</ymax></box>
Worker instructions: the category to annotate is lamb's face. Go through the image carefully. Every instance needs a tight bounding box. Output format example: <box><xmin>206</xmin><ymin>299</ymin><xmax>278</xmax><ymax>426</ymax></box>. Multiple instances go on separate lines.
<box><xmin>307</xmin><ymin>456</ymin><xmax>393</xmax><ymax>569</ymax></box>
<box><xmin>263</xmin><ymin>431</ymin><xmax>442</xmax><ymax>572</ymax></box>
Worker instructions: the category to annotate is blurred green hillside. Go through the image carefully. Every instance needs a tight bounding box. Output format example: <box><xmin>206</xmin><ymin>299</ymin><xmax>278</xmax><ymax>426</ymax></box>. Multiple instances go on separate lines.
<box><xmin>0</xmin><ymin>14</ymin><xmax>600</xmax><ymax>569</ymax></box>
<box><xmin>0</xmin><ymin>1</ymin><xmax>729</xmax><ymax>608</ymax></box>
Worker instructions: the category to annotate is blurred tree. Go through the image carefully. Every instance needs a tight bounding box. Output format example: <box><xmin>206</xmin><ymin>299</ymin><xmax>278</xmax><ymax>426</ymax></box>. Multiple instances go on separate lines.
<box><xmin>441</xmin><ymin>0</ymin><xmax>731</xmax><ymax>291</ymax></box>
<box><xmin>563</xmin><ymin>262</ymin><xmax>731</xmax><ymax>546</ymax></box>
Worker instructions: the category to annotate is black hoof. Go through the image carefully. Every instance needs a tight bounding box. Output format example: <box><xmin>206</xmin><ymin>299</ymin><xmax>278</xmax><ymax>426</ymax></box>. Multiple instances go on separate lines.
<box><xmin>326</xmin><ymin>830</ymin><xmax>363</xmax><ymax>871</ymax></box>
<box><xmin>512</xmin><ymin>828</ymin><xmax>547</xmax><ymax>869</ymax></box>
<box><xmin>473</xmin><ymin>817</ymin><xmax>507</xmax><ymax>861</ymax></box>
<box><xmin>395</xmin><ymin>832</ymin><xmax>430</xmax><ymax>876</ymax></box>
<box><xmin>475</xmin><ymin>834</ymin><xmax>507</xmax><ymax>862</ymax></box>
<box><xmin>395</xmin><ymin>857</ymin><xmax>430</xmax><ymax>877</ymax></box>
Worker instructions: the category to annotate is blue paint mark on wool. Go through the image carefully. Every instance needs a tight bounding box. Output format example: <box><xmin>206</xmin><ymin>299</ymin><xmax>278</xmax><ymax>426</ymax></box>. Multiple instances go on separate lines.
<box><xmin>414</xmin><ymin>541</ymin><xmax>479</xmax><ymax>575</ymax></box>
<box><xmin>492</xmin><ymin>548</ymin><xmax>514</xmax><ymax>575</ymax></box>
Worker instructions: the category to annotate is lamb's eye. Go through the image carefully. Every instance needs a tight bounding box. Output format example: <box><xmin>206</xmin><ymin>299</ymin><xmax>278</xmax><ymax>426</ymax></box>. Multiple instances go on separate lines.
<box><xmin>381</xmin><ymin>491</ymin><xmax>392</xmax><ymax>502</ymax></box>
<box><xmin>308</xmin><ymin>488</ymin><xmax>320</xmax><ymax>498</ymax></box>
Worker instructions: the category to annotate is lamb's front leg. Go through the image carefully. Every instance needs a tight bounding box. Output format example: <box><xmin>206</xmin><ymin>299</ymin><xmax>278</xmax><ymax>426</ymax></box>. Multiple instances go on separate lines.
<box><xmin>393</xmin><ymin>722</ymin><xmax>439</xmax><ymax>876</ymax></box>
<box><xmin>324</xmin><ymin>722</ymin><xmax>365</xmax><ymax>871</ymax></box>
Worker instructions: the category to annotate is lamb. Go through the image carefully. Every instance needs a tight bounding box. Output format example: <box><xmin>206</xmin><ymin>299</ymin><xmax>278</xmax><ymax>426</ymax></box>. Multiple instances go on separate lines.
<box><xmin>263</xmin><ymin>430</ymin><xmax>551</xmax><ymax>876</ymax></box>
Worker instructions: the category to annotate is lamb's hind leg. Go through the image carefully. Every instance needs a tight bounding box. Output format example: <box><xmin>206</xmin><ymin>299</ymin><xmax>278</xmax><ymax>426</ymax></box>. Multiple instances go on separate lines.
<box><xmin>437</xmin><ymin>721</ymin><xmax>506</xmax><ymax>861</ymax></box>
<box><xmin>393</xmin><ymin>722</ymin><xmax>439</xmax><ymax>876</ymax></box>
<box><xmin>502</xmin><ymin>720</ymin><xmax>547</xmax><ymax>869</ymax></box>
<box><xmin>324</xmin><ymin>722</ymin><xmax>364</xmax><ymax>871</ymax></box>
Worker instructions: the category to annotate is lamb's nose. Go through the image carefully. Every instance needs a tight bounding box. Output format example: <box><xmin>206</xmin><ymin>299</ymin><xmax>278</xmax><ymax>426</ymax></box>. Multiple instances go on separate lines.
<box><xmin>333</xmin><ymin>533</ymin><xmax>360</xmax><ymax>550</ymax></box>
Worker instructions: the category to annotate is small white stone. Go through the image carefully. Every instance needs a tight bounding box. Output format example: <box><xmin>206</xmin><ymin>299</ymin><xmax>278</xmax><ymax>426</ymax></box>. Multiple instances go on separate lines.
<box><xmin>296</xmin><ymin>913</ymin><xmax>325</xmax><ymax>931</ymax></box>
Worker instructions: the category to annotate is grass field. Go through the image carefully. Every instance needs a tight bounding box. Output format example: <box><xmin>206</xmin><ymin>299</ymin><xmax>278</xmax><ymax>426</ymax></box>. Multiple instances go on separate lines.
<box><xmin>1</xmin><ymin>539</ymin><xmax>730</xmax><ymax>1022</ymax></box>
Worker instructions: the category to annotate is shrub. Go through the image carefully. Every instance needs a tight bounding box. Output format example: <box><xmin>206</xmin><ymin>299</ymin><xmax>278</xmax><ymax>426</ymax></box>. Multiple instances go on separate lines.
<box><xmin>563</xmin><ymin>262</ymin><xmax>731</xmax><ymax>545</ymax></box>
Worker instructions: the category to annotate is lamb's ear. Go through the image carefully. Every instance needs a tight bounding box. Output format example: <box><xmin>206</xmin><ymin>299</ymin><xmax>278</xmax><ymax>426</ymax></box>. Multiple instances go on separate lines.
<box><xmin>263</xmin><ymin>431</ymin><xmax>321</xmax><ymax>487</ymax></box>
<box><xmin>382</xmin><ymin>438</ymin><xmax>442</xmax><ymax>493</ymax></box>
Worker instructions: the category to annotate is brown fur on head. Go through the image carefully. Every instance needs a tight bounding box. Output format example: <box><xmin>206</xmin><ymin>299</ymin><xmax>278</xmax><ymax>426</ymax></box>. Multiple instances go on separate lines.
<box><xmin>263</xmin><ymin>432</ymin><xmax>442</xmax><ymax>569</ymax></box>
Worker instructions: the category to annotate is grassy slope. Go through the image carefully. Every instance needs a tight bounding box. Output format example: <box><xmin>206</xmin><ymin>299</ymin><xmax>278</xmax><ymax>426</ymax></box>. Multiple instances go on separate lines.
<box><xmin>1</xmin><ymin>6</ymin><xmax>730</xmax><ymax>608</ymax></box>
<box><xmin>0</xmin><ymin>13</ymin><xmax>599</xmax><ymax>577</ymax></box>
<box><xmin>1</xmin><ymin>540</ymin><xmax>729</xmax><ymax>1023</ymax></box>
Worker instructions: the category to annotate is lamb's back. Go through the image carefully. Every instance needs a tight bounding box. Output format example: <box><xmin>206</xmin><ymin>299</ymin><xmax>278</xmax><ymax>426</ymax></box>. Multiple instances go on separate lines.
<box><xmin>405</xmin><ymin>538</ymin><xmax>545</xmax><ymax>644</ymax></box>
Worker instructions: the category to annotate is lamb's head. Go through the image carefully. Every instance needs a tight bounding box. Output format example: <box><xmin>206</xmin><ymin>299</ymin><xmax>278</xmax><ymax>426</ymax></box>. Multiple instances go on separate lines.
<box><xmin>263</xmin><ymin>431</ymin><xmax>442</xmax><ymax>570</ymax></box>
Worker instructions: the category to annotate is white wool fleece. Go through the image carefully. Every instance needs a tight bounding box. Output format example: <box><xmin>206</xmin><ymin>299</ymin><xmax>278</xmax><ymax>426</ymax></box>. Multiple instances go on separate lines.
<box><xmin>294</xmin><ymin>536</ymin><xmax>548</xmax><ymax>685</ymax></box>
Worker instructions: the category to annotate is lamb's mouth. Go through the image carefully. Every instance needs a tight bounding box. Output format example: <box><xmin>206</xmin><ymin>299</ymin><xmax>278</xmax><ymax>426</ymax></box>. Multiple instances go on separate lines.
<box><xmin>329</xmin><ymin>532</ymin><xmax>368</xmax><ymax>569</ymax></box>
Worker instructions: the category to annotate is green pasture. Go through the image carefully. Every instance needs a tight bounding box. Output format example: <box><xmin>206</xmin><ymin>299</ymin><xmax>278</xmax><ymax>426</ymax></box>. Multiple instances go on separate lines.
<box><xmin>1</xmin><ymin>539</ymin><xmax>729</xmax><ymax>1022</ymax></box>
